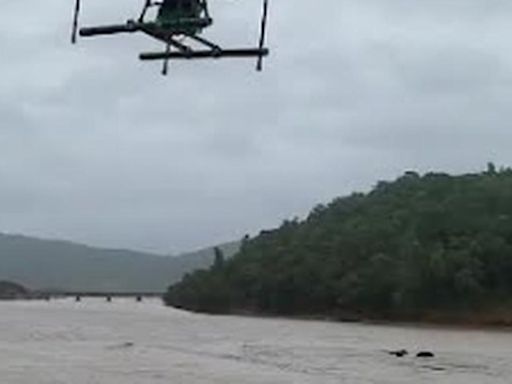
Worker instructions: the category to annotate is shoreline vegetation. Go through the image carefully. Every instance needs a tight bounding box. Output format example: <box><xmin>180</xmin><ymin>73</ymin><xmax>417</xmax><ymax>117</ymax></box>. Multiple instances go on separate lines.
<box><xmin>0</xmin><ymin>280</ymin><xmax>56</xmax><ymax>301</ymax></box>
<box><xmin>0</xmin><ymin>281</ymin><xmax>32</xmax><ymax>300</ymax></box>
<box><xmin>165</xmin><ymin>165</ymin><xmax>512</xmax><ymax>327</ymax></box>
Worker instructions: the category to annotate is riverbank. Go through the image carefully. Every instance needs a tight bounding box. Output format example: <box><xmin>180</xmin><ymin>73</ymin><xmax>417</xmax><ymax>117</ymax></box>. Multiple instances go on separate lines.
<box><xmin>180</xmin><ymin>306</ymin><xmax>512</xmax><ymax>330</ymax></box>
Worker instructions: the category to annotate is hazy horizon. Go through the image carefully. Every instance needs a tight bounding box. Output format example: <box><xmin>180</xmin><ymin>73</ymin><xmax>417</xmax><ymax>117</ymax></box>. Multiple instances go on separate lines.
<box><xmin>0</xmin><ymin>164</ymin><xmax>502</xmax><ymax>255</ymax></box>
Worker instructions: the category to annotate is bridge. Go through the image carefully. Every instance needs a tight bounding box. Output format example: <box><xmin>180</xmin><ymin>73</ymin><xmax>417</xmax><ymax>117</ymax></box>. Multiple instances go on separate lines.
<box><xmin>39</xmin><ymin>291</ymin><xmax>163</xmax><ymax>302</ymax></box>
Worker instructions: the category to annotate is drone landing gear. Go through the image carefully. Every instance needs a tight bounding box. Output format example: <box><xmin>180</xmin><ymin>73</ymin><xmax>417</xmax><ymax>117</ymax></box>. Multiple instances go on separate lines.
<box><xmin>141</xmin><ymin>33</ymin><xmax>268</xmax><ymax>75</ymax></box>
<box><xmin>162</xmin><ymin>43</ymin><xmax>171</xmax><ymax>76</ymax></box>
<box><xmin>140</xmin><ymin>48</ymin><xmax>269</xmax><ymax>60</ymax></box>
<box><xmin>187</xmin><ymin>34</ymin><xmax>221</xmax><ymax>53</ymax></box>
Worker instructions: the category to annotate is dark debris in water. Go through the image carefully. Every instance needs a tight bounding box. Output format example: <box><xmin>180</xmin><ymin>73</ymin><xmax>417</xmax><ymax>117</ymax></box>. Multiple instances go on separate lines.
<box><xmin>422</xmin><ymin>365</ymin><xmax>446</xmax><ymax>372</ymax></box>
<box><xmin>107</xmin><ymin>341</ymin><xmax>135</xmax><ymax>350</ymax></box>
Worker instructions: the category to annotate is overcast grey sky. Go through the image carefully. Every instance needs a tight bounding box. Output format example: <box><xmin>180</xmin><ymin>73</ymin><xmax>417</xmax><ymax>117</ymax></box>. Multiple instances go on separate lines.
<box><xmin>1</xmin><ymin>0</ymin><xmax>512</xmax><ymax>254</ymax></box>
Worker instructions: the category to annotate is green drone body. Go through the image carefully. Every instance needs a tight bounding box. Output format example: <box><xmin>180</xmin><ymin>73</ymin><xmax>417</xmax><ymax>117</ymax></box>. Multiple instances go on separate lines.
<box><xmin>156</xmin><ymin>0</ymin><xmax>208</xmax><ymax>34</ymax></box>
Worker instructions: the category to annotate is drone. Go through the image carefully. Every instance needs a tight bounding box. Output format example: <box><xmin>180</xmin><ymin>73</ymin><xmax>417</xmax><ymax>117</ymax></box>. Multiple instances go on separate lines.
<box><xmin>71</xmin><ymin>0</ymin><xmax>270</xmax><ymax>75</ymax></box>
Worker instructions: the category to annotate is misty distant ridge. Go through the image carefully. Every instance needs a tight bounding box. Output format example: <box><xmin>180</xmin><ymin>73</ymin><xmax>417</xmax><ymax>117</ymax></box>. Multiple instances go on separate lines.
<box><xmin>0</xmin><ymin>232</ymin><xmax>239</xmax><ymax>293</ymax></box>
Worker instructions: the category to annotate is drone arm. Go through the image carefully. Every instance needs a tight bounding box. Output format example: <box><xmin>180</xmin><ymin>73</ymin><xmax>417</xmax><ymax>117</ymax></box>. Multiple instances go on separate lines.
<box><xmin>80</xmin><ymin>23</ymin><xmax>139</xmax><ymax>38</ymax></box>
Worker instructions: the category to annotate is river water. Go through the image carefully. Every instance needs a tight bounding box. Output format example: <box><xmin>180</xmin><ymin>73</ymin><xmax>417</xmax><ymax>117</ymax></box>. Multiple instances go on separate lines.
<box><xmin>0</xmin><ymin>298</ymin><xmax>510</xmax><ymax>383</ymax></box>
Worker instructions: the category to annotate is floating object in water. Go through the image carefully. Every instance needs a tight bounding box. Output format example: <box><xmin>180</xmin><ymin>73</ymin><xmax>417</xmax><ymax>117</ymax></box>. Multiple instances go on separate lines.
<box><xmin>416</xmin><ymin>351</ymin><xmax>435</xmax><ymax>358</ymax></box>
<box><xmin>388</xmin><ymin>349</ymin><xmax>408</xmax><ymax>357</ymax></box>
<box><xmin>424</xmin><ymin>365</ymin><xmax>445</xmax><ymax>371</ymax></box>
<box><xmin>107</xmin><ymin>341</ymin><xmax>135</xmax><ymax>350</ymax></box>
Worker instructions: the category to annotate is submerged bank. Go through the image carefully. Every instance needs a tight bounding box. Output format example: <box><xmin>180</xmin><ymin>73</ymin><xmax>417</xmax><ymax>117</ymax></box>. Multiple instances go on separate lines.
<box><xmin>169</xmin><ymin>305</ymin><xmax>512</xmax><ymax>329</ymax></box>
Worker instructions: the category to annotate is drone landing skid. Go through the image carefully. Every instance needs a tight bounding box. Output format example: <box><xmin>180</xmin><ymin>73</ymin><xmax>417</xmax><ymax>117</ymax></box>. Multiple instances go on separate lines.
<box><xmin>141</xmin><ymin>47</ymin><xmax>269</xmax><ymax>75</ymax></box>
<box><xmin>141</xmin><ymin>46</ymin><xmax>269</xmax><ymax>76</ymax></box>
<box><xmin>140</xmin><ymin>48</ymin><xmax>269</xmax><ymax>60</ymax></box>
<box><xmin>81</xmin><ymin>22</ymin><xmax>269</xmax><ymax>74</ymax></box>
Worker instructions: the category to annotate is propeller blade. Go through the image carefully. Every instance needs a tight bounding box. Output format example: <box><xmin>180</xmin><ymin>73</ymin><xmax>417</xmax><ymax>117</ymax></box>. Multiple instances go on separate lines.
<box><xmin>71</xmin><ymin>0</ymin><xmax>81</xmax><ymax>44</ymax></box>
<box><xmin>256</xmin><ymin>0</ymin><xmax>269</xmax><ymax>71</ymax></box>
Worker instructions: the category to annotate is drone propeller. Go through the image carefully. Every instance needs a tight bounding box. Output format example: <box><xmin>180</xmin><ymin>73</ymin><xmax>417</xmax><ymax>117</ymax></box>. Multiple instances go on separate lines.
<box><xmin>256</xmin><ymin>0</ymin><xmax>269</xmax><ymax>71</ymax></box>
<box><xmin>71</xmin><ymin>0</ymin><xmax>81</xmax><ymax>44</ymax></box>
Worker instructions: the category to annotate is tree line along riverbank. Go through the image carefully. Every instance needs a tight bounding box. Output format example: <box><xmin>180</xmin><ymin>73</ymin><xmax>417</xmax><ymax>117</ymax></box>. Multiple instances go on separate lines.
<box><xmin>165</xmin><ymin>165</ymin><xmax>512</xmax><ymax>326</ymax></box>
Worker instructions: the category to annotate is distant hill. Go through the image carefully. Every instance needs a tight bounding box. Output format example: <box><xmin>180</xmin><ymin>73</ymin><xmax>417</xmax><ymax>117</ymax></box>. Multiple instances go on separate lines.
<box><xmin>165</xmin><ymin>166</ymin><xmax>512</xmax><ymax>325</ymax></box>
<box><xmin>0</xmin><ymin>233</ymin><xmax>240</xmax><ymax>293</ymax></box>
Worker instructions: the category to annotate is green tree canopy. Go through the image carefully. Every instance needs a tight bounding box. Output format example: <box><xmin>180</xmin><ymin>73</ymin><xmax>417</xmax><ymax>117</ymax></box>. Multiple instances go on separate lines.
<box><xmin>165</xmin><ymin>167</ymin><xmax>512</xmax><ymax>322</ymax></box>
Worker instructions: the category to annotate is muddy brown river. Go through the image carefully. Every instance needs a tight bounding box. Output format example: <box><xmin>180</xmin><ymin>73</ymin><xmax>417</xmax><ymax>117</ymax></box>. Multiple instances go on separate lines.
<box><xmin>0</xmin><ymin>299</ymin><xmax>510</xmax><ymax>383</ymax></box>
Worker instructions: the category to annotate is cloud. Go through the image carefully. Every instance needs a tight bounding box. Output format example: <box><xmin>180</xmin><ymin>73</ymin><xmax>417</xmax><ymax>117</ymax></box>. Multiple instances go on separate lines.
<box><xmin>1</xmin><ymin>0</ymin><xmax>512</xmax><ymax>252</ymax></box>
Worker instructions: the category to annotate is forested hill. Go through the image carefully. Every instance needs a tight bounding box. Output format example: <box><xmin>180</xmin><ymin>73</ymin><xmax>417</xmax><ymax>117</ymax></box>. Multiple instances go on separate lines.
<box><xmin>165</xmin><ymin>166</ymin><xmax>512</xmax><ymax>324</ymax></box>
